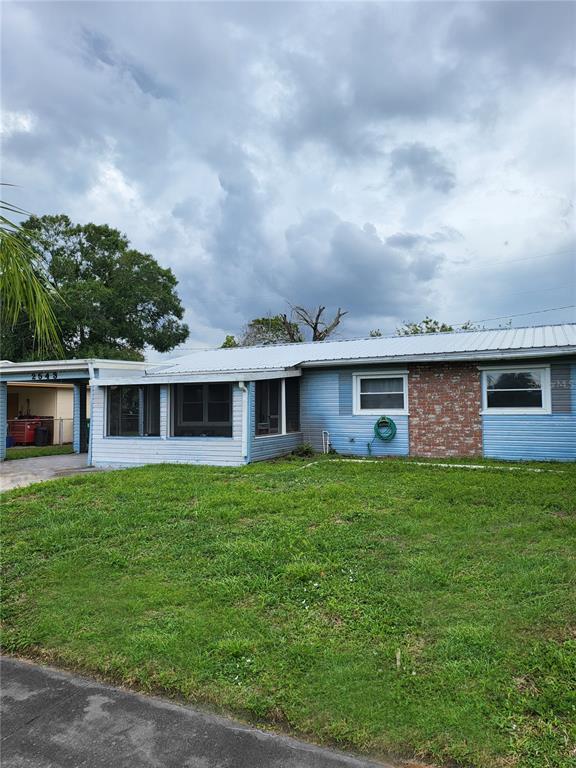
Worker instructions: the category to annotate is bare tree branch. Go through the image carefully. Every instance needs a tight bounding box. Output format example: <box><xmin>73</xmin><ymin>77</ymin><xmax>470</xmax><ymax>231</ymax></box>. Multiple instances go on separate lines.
<box><xmin>290</xmin><ymin>304</ymin><xmax>348</xmax><ymax>341</ymax></box>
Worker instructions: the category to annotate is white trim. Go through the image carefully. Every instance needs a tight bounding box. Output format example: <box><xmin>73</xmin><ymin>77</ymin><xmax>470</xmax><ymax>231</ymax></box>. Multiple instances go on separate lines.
<box><xmin>281</xmin><ymin>378</ymin><xmax>286</xmax><ymax>435</ymax></box>
<box><xmin>238</xmin><ymin>381</ymin><xmax>248</xmax><ymax>457</ymax></box>
<box><xmin>480</xmin><ymin>365</ymin><xmax>552</xmax><ymax>415</ymax></box>
<box><xmin>352</xmin><ymin>372</ymin><xmax>409</xmax><ymax>416</ymax></box>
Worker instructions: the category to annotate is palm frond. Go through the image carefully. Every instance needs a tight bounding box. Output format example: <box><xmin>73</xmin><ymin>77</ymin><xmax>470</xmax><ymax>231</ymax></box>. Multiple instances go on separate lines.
<box><xmin>0</xmin><ymin>210</ymin><xmax>63</xmax><ymax>358</ymax></box>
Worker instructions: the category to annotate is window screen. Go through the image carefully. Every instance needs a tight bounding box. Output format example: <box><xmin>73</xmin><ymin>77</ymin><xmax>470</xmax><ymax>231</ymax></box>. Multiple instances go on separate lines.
<box><xmin>107</xmin><ymin>385</ymin><xmax>160</xmax><ymax>437</ymax></box>
<box><xmin>172</xmin><ymin>383</ymin><xmax>232</xmax><ymax>437</ymax></box>
<box><xmin>255</xmin><ymin>380</ymin><xmax>281</xmax><ymax>435</ymax></box>
<box><xmin>285</xmin><ymin>377</ymin><xmax>300</xmax><ymax>433</ymax></box>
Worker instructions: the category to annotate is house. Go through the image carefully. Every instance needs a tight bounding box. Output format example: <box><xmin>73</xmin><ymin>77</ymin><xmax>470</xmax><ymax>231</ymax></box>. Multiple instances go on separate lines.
<box><xmin>1</xmin><ymin>323</ymin><xmax>575</xmax><ymax>464</ymax></box>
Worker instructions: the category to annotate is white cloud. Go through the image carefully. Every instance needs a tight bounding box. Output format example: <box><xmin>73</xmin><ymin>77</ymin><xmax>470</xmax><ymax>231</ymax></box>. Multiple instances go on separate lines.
<box><xmin>1</xmin><ymin>110</ymin><xmax>36</xmax><ymax>137</ymax></box>
<box><xmin>2</xmin><ymin>1</ymin><xmax>574</xmax><ymax>350</ymax></box>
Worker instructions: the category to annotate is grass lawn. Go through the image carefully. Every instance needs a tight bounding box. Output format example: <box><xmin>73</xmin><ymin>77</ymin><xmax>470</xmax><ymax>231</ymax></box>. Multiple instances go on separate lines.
<box><xmin>5</xmin><ymin>444</ymin><xmax>74</xmax><ymax>460</ymax></box>
<box><xmin>1</xmin><ymin>458</ymin><xmax>575</xmax><ymax>767</ymax></box>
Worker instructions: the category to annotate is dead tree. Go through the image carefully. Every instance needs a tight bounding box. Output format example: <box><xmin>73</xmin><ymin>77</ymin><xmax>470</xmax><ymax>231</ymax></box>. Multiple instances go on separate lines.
<box><xmin>287</xmin><ymin>305</ymin><xmax>348</xmax><ymax>342</ymax></box>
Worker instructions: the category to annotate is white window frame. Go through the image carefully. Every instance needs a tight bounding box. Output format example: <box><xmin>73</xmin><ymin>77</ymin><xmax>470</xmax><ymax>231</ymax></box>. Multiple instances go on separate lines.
<box><xmin>480</xmin><ymin>365</ymin><xmax>551</xmax><ymax>415</ymax></box>
<box><xmin>352</xmin><ymin>372</ymin><xmax>408</xmax><ymax>416</ymax></box>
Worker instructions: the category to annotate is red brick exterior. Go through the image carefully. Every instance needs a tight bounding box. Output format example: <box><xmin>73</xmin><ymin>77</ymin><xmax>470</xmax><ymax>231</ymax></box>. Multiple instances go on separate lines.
<box><xmin>408</xmin><ymin>362</ymin><xmax>482</xmax><ymax>458</ymax></box>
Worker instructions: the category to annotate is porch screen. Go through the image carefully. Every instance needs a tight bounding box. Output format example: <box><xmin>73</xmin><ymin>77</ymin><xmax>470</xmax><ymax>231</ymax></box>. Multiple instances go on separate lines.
<box><xmin>172</xmin><ymin>383</ymin><xmax>232</xmax><ymax>437</ymax></box>
<box><xmin>107</xmin><ymin>385</ymin><xmax>160</xmax><ymax>437</ymax></box>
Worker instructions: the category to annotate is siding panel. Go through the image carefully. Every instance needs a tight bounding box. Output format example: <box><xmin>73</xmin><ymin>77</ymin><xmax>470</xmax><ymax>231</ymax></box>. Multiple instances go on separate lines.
<box><xmin>482</xmin><ymin>414</ymin><xmax>576</xmax><ymax>460</ymax></box>
<box><xmin>301</xmin><ymin>369</ymin><xmax>409</xmax><ymax>457</ymax></box>
<box><xmin>91</xmin><ymin>384</ymin><xmax>245</xmax><ymax>467</ymax></box>
<box><xmin>551</xmin><ymin>363</ymin><xmax>572</xmax><ymax>413</ymax></box>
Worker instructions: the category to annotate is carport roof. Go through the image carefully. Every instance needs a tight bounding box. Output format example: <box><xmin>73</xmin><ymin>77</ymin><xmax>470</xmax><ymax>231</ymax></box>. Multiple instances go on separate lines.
<box><xmin>0</xmin><ymin>359</ymin><xmax>146</xmax><ymax>382</ymax></box>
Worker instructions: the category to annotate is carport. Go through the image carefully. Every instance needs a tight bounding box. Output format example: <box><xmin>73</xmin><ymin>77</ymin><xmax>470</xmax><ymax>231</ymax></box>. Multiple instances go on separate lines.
<box><xmin>0</xmin><ymin>359</ymin><xmax>147</xmax><ymax>463</ymax></box>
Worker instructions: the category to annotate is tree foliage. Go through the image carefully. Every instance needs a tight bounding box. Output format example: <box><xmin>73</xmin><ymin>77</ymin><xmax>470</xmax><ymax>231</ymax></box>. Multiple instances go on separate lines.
<box><xmin>2</xmin><ymin>215</ymin><xmax>189</xmax><ymax>362</ymax></box>
<box><xmin>0</xmin><ymin>197</ymin><xmax>62</xmax><ymax>359</ymax></box>
<box><xmin>223</xmin><ymin>305</ymin><xmax>347</xmax><ymax>347</ymax></box>
<box><xmin>396</xmin><ymin>316</ymin><xmax>476</xmax><ymax>336</ymax></box>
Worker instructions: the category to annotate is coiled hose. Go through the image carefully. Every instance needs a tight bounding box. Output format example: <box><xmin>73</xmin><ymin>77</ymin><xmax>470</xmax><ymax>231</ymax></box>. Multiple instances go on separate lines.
<box><xmin>367</xmin><ymin>415</ymin><xmax>397</xmax><ymax>454</ymax></box>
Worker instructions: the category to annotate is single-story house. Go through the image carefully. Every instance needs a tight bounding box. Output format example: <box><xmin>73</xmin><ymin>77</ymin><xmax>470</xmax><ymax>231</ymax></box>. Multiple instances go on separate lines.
<box><xmin>1</xmin><ymin>323</ymin><xmax>575</xmax><ymax>464</ymax></box>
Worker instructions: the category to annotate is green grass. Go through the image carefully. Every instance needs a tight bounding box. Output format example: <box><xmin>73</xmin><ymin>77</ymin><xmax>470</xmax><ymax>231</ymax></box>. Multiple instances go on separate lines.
<box><xmin>5</xmin><ymin>444</ymin><xmax>74</xmax><ymax>460</ymax></box>
<box><xmin>2</xmin><ymin>457</ymin><xmax>575</xmax><ymax>767</ymax></box>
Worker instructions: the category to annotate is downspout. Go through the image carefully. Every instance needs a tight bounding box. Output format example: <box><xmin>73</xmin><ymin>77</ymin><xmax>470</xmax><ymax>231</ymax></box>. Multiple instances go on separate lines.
<box><xmin>238</xmin><ymin>381</ymin><xmax>249</xmax><ymax>463</ymax></box>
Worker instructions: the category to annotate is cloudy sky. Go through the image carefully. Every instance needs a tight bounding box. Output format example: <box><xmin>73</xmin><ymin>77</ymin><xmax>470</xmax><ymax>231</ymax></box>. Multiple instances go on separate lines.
<box><xmin>2</xmin><ymin>0</ymin><xmax>575</xmax><ymax>354</ymax></box>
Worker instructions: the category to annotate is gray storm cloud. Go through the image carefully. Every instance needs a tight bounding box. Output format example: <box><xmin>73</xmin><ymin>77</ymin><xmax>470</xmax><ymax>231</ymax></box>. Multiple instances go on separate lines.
<box><xmin>2</xmin><ymin>1</ymin><xmax>574</xmax><ymax>349</ymax></box>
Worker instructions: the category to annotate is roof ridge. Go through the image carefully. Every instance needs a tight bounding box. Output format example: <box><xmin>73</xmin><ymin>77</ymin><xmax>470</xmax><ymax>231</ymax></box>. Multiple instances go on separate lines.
<box><xmin>173</xmin><ymin>321</ymin><xmax>575</xmax><ymax>357</ymax></box>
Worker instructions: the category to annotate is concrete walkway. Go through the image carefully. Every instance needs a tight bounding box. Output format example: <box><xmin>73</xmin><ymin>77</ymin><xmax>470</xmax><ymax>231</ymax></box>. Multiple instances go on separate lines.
<box><xmin>0</xmin><ymin>454</ymin><xmax>98</xmax><ymax>491</ymax></box>
<box><xmin>1</xmin><ymin>657</ymin><xmax>392</xmax><ymax>768</ymax></box>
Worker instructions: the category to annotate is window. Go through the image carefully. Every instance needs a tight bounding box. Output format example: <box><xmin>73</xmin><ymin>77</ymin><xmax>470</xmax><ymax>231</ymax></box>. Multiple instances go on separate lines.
<box><xmin>172</xmin><ymin>383</ymin><xmax>232</xmax><ymax>437</ymax></box>
<box><xmin>353</xmin><ymin>373</ymin><xmax>408</xmax><ymax>415</ymax></box>
<box><xmin>107</xmin><ymin>385</ymin><xmax>160</xmax><ymax>437</ymax></box>
<box><xmin>482</xmin><ymin>367</ymin><xmax>551</xmax><ymax>413</ymax></box>
<box><xmin>255</xmin><ymin>379</ymin><xmax>281</xmax><ymax>435</ymax></box>
<box><xmin>285</xmin><ymin>377</ymin><xmax>300</xmax><ymax>433</ymax></box>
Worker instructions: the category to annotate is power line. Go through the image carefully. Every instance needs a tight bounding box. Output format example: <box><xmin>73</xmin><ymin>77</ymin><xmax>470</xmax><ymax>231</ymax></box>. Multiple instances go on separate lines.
<box><xmin>444</xmin><ymin>247</ymin><xmax>574</xmax><ymax>272</ymax></box>
<box><xmin>452</xmin><ymin>304</ymin><xmax>575</xmax><ymax>327</ymax></box>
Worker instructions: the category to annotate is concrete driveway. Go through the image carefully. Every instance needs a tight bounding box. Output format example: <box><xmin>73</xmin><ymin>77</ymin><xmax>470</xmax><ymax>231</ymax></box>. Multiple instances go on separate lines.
<box><xmin>1</xmin><ymin>657</ymin><xmax>392</xmax><ymax>768</ymax></box>
<box><xmin>0</xmin><ymin>454</ymin><xmax>98</xmax><ymax>491</ymax></box>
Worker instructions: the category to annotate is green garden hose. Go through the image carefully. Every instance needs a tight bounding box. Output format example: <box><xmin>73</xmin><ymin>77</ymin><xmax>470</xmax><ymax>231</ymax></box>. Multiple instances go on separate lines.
<box><xmin>367</xmin><ymin>415</ymin><xmax>397</xmax><ymax>454</ymax></box>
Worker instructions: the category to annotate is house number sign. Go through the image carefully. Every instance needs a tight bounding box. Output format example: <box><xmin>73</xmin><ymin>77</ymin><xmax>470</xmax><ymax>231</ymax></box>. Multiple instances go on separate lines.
<box><xmin>31</xmin><ymin>372</ymin><xmax>59</xmax><ymax>381</ymax></box>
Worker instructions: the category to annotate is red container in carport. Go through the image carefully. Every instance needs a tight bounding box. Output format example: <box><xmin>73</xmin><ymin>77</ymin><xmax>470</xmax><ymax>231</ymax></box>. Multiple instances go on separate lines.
<box><xmin>9</xmin><ymin>419</ymin><xmax>41</xmax><ymax>446</ymax></box>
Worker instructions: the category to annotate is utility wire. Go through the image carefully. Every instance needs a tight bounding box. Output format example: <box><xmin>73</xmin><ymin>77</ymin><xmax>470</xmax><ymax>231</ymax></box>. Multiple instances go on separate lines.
<box><xmin>452</xmin><ymin>304</ymin><xmax>575</xmax><ymax>327</ymax></box>
<box><xmin>444</xmin><ymin>247</ymin><xmax>574</xmax><ymax>272</ymax></box>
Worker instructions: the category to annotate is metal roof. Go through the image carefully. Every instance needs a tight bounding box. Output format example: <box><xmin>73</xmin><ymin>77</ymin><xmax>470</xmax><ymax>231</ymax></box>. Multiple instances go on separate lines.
<box><xmin>144</xmin><ymin>324</ymin><xmax>576</xmax><ymax>377</ymax></box>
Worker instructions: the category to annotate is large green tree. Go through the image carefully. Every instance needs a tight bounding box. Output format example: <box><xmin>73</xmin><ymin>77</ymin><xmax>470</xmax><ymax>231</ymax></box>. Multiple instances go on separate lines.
<box><xmin>2</xmin><ymin>215</ymin><xmax>189</xmax><ymax>361</ymax></box>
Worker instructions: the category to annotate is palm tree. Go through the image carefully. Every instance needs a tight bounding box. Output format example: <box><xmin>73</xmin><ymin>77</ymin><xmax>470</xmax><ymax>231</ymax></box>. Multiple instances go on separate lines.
<box><xmin>0</xmin><ymin>193</ymin><xmax>62</xmax><ymax>358</ymax></box>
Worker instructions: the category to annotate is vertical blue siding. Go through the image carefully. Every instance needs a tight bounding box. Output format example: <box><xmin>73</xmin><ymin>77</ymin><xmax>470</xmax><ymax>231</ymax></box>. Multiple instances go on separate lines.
<box><xmin>0</xmin><ymin>382</ymin><xmax>7</xmax><ymax>461</ymax></box>
<box><xmin>300</xmin><ymin>369</ymin><xmax>409</xmax><ymax>457</ymax></box>
<box><xmin>482</xmin><ymin>363</ymin><xmax>576</xmax><ymax>461</ymax></box>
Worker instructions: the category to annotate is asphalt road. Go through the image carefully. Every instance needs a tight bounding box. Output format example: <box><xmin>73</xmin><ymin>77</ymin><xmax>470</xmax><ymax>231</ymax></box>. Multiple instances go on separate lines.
<box><xmin>1</xmin><ymin>657</ymin><xmax>393</xmax><ymax>768</ymax></box>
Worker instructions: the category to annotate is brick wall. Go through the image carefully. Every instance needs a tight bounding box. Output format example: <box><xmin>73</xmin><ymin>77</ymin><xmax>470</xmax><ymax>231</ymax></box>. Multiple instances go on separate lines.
<box><xmin>408</xmin><ymin>362</ymin><xmax>482</xmax><ymax>457</ymax></box>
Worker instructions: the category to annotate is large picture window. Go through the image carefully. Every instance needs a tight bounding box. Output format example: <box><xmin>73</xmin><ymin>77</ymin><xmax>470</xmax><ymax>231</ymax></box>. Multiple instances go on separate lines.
<box><xmin>353</xmin><ymin>373</ymin><xmax>408</xmax><ymax>415</ymax></box>
<box><xmin>172</xmin><ymin>383</ymin><xmax>232</xmax><ymax>437</ymax></box>
<box><xmin>107</xmin><ymin>385</ymin><xmax>160</xmax><ymax>437</ymax></box>
<box><xmin>482</xmin><ymin>367</ymin><xmax>551</xmax><ymax>413</ymax></box>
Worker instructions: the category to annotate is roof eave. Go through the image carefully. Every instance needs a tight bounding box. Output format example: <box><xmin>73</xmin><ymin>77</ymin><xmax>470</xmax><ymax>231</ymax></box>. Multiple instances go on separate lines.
<box><xmin>300</xmin><ymin>346</ymin><xmax>576</xmax><ymax>367</ymax></box>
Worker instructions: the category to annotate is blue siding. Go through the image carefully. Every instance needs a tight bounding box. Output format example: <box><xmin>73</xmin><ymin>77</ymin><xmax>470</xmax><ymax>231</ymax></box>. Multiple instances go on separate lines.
<box><xmin>482</xmin><ymin>363</ymin><xmax>576</xmax><ymax>461</ymax></box>
<box><xmin>251</xmin><ymin>432</ymin><xmax>303</xmax><ymax>461</ymax></box>
<box><xmin>0</xmin><ymin>382</ymin><xmax>7</xmax><ymax>461</ymax></box>
<box><xmin>248</xmin><ymin>379</ymin><xmax>303</xmax><ymax>462</ymax></box>
<box><xmin>91</xmin><ymin>384</ymin><xmax>245</xmax><ymax>467</ymax></box>
<box><xmin>72</xmin><ymin>383</ymin><xmax>81</xmax><ymax>454</ymax></box>
<box><xmin>482</xmin><ymin>414</ymin><xmax>576</xmax><ymax>461</ymax></box>
<box><xmin>300</xmin><ymin>369</ymin><xmax>409</xmax><ymax>457</ymax></box>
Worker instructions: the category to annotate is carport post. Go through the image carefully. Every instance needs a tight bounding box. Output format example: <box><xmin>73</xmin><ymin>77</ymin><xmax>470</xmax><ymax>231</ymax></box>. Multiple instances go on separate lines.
<box><xmin>73</xmin><ymin>382</ymin><xmax>88</xmax><ymax>454</ymax></box>
<box><xmin>0</xmin><ymin>382</ymin><xmax>6</xmax><ymax>462</ymax></box>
